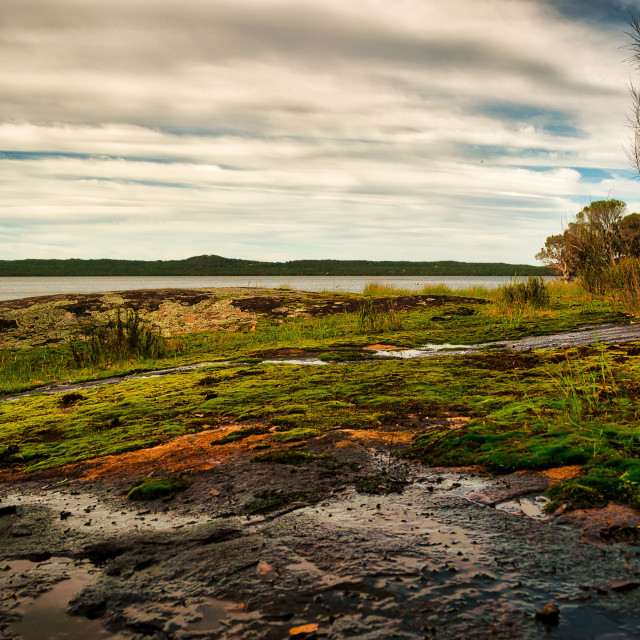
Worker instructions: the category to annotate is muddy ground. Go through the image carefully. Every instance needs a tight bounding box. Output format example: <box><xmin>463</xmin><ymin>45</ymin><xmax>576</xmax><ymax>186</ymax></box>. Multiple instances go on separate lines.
<box><xmin>2</xmin><ymin>425</ymin><xmax>640</xmax><ymax>640</ymax></box>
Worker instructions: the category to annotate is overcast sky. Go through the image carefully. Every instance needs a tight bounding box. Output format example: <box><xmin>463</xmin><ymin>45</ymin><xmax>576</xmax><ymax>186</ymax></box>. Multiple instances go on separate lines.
<box><xmin>3</xmin><ymin>0</ymin><xmax>640</xmax><ymax>264</ymax></box>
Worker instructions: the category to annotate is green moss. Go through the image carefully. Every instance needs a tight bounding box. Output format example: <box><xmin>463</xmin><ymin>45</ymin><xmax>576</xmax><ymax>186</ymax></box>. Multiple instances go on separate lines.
<box><xmin>127</xmin><ymin>475</ymin><xmax>190</xmax><ymax>500</ymax></box>
<box><xmin>210</xmin><ymin>425</ymin><xmax>270</xmax><ymax>445</ymax></box>
<box><xmin>252</xmin><ymin>448</ymin><xmax>326</xmax><ymax>465</ymax></box>
<box><xmin>3</xmin><ymin>290</ymin><xmax>640</xmax><ymax>512</ymax></box>
<box><xmin>272</xmin><ymin>428</ymin><xmax>321</xmax><ymax>443</ymax></box>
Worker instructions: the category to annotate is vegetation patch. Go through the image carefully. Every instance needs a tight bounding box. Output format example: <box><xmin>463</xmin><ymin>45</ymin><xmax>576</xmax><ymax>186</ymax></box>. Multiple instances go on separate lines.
<box><xmin>3</xmin><ymin>285</ymin><xmax>640</xmax><ymax>513</ymax></box>
<box><xmin>127</xmin><ymin>475</ymin><xmax>191</xmax><ymax>500</ymax></box>
<box><xmin>252</xmin><ymin>448</ymin><xmax>327</xmax><ymax>465</ymax></box>
<box><xmin>210</xmin><ymin>425</ymin><xmax>271</xmax><ymax>446</ymax></box>
<box><xmin>272</xmin><ymin>428</ymin><xmax>321</xmax><ymax>443</ymax></box>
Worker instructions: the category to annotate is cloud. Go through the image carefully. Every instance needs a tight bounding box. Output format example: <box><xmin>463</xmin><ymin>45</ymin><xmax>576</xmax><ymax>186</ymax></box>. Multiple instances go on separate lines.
<box><xmin>1</xmin><ymin>0</ymin><xmax>640</xmax><ymax>263</ymax></box>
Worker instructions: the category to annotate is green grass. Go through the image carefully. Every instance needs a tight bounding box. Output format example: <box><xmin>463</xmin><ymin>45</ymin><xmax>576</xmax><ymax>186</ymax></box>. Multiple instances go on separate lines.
<box><xmin>1</xmin><ymin>286</ymin><xmax>639</xmax><ymax>511</ymax></box>
<box><xmin>0</xmin><ymin>285</ymin><xmax>624</xmax><ymax>395</ymax></box>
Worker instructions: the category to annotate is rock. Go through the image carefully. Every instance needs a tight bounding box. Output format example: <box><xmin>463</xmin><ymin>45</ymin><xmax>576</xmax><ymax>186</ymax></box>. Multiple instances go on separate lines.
<box><xmin>610</xmin><ymin>581</ymin><xmax>640</xmax><ymax>593</ymax></box>
<box><xmin>465</xmin><ymin>491</ymin><xmax>494</xmax><ymax>506</ymax></box>
<box><xmin>257</xmin><ymin>560</ymin><xmax>278</xmax><ymax>583</ymax></box>
<box><xmin>536</xmin><ymin>603</ymin><xmax>560</xmax><ymax>627</ymax></box>
<box><xmin>67</xmin><ymin>595</ymin><xmax>107</xmax><ymax>619</ymax></box>
<box><xmin>10</xmin><ymin>524</ymin><xmax>33</xmax><ymax>537</ymax></box>
<box><xmin>83</xmin><ymin>541</ymin><xmax>129</xmax><ymax>565</ymax></box>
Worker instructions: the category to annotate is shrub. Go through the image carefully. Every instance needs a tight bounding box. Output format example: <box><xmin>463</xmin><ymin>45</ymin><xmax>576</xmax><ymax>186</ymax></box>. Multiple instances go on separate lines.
<box><xmin>499</xmin><ymin>276</ymin><xmax>550</xmax><ymax>308</ymax></box>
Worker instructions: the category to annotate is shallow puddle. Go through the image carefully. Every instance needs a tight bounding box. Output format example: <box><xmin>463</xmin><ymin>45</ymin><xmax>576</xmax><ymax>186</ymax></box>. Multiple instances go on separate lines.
<box><xmin>495</xmin><ymin>495</ymin><xmax>551</xmax><ymax>520</ymax></box>
<box><xmin>372</xmin><ymin>343</ymin><xmax>476</xmax><ymax>359</ymax></box>
<box><xmin>261</xmin><ymin>357</ymin><xmax>327</xmax><ymax>366</ymax></box>
<box><xmin>6</xmin><ymin>558</ymin><xmax>112</xmax><ymax>640</ymax></box>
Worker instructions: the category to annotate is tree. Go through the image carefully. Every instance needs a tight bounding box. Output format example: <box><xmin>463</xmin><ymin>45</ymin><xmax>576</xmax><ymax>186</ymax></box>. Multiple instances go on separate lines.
<box><xmin>536</xmin><ymin>199</ymin><xmax>628</xmax><ymax>292</ymax></box>
<box><xmin>620</xmin><ymin>212</ymin><xmax>640</xmax><ymax>257</ymax></box>
<box><xmin>536</xmin><ymin>232</ymin><xmax>577</xmax><ymax>282</ymax></box>
<box><xmin>626</xmin><ymin>14</ymin><xmax>640</xmax><ymax>173</ymax></box>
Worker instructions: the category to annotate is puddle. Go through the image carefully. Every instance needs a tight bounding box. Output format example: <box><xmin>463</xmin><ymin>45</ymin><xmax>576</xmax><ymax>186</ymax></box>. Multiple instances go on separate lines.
<box><xmin>262</xmin><ymin>357</ymin><xmax>328</xmax><ymax>366</ymax></box>
<box><xmin>5</xmin><ymin>557</ymin><xmax>112</xmax><ymax>640</ymax></box>
<box><xmin>372</xmin><ymin>343</ymin><xmax>476</xmax><ymax>359</ymax></box>
<box><xmin>495</xmin><ymin>496</ymin><xmax>551</xmax><ymax>520</ymax></box>
<box><xmin>121</xmin><ymin>597</ymin><xmax>259</xmax><ymax>635</ymax></box>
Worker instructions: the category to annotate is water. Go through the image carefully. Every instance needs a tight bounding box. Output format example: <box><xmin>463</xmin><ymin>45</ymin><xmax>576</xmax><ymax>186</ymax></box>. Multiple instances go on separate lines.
<box><xmin>5</xmin><ymin>557</ymin><xmax>112</xmax><ymax>640</ymax></box>
<box><xmin>0</xmin><ymin>275</ymin><xmax>555</xmax><ymax>302</ymax></box>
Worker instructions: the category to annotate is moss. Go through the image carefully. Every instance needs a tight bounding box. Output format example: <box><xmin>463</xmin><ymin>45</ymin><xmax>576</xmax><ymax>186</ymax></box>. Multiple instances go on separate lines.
<box><xmin>127</xmin><ymin>475</ymin><xmax>190</xmax><ymax>500</ymax></box>
<box><xmin>272</xmin><ymin>428</ymin><xmax>321</xmax><ymax>443</ymax></box>
<box><xmin>3</xmin><ymin>291</ymin><xmax>640</xmax><ymax>512</ymax></box>
<box><xmin>210</xmin><ymin>425</ymin><xmax>270</xmax><ymax>445</ymax></box>
<box><xmin>252</xmin><ymin>448</ymin><xmax>326</xmax><ymax>465</ymax></box>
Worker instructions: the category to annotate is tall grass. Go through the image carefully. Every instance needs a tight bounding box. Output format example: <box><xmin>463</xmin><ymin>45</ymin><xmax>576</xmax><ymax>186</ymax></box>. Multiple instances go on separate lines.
<box><xmin>361</xmin><ymin>280</ymin><xmax>494</xmax><ymax>299</ymax></box>
<box><xmin>499</xmin><ymin>276</ymin><xmax>551</xmax><ymax>308</ymax></box>
<box><xmin>547</xmin><ymin>346</ymin><xmax>620</xmax><ymax>424</ymax></box>
<box><xmin>70</xmin><ymin>308</ymin><xmax>167</xmax><ymax>367</ymax></box>
<box><xmin>356</xmin><ymin>298</ymin><xmax>403</xmax><ymax>333</ymax></box>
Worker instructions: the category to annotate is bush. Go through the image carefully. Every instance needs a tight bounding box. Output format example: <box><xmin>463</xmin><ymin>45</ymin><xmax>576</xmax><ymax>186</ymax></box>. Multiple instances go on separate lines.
<box><xmin>499</xmin><ymin>276</ymin><xmax>550</xmax><ymax>308</ymax></box>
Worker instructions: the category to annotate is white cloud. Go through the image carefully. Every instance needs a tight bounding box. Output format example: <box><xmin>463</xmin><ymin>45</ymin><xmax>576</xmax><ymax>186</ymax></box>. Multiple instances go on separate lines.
<box><xmin>1</xmin><ymin>0</ymin><xmax>640</xmax><ymax>263</ymax></box>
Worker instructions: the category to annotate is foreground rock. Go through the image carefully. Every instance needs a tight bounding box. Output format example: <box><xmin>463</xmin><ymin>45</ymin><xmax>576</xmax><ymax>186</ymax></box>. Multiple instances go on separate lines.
<box><xmin>2</xmin><ymin>445</ymin><xmax>640</xmax><ymax>639</ymax></box>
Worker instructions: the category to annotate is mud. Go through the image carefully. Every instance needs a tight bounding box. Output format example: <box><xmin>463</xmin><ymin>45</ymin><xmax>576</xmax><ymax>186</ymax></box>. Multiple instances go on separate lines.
<box><xmin>3</xmin><ymin>453</ymin><xmax>640</xmax><ymax>639</ymax></box>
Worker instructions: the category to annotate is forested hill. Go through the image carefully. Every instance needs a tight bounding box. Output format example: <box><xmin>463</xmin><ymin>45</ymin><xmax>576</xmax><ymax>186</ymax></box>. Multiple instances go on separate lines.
<box><xmin>0</xmin><ymin>255</ymin><xmax>552</xmax><ymax>277</ymax></box>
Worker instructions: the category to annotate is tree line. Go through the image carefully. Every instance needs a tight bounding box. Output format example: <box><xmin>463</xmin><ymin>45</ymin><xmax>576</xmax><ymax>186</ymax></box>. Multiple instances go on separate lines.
<box><xmin>0</xmin><ymin>256</ymin><xmax>552</xmax><ymax>277</ymax></box>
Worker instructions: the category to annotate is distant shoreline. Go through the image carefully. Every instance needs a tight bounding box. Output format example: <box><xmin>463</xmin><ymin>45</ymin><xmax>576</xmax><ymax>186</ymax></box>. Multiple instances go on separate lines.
<box><xmin>0</xmin><ymin>255</ymin><xmax>552</xmax><ymax>277</ymax></box>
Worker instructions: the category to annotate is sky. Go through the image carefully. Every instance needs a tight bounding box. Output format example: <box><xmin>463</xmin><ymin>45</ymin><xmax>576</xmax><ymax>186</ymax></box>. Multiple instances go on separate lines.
<box><xmin>3</xmin><ymin>0</ymin><xmax>640</xmax><ymax>264</ymax></box>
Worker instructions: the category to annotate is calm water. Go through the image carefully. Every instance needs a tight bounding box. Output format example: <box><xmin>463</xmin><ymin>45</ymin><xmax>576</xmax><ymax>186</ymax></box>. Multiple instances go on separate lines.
<box><xmin>0</xmin><ymin>275</ymin><xmax>555</xmax><ymax>302</ymax></box>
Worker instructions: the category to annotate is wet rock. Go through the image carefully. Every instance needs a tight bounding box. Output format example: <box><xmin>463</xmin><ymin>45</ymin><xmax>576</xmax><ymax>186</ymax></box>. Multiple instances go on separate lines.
<box><xmin>83</xmin><ymin>540</ymin><xmax>129</xmax><ymax>565</ymax></box>
<box><xmin>610</xmin><ymin>580</ymin><xmax>640</xmax><ymax>593</ymax></box>
<box><xmin>535</xmin><ymin>603</ymin><xmax>560</xmax><ymax>627</ymax></box>
<box><xmin>67</xmin><ymin>595</ymin><xmax>108</xmax><ymax>619</ymax></box>
<box><xmin>465</xmin><ymin>492</ymin><xmax>494</xmax><ymax>506</ymax></box>
<box><xmin>600</xmin><ymin>525</ymin><xmax>640</xmax><ymax>544</ymax></box>
<box><xmin>25</xmin><ymin>552</ymin><xmax>51</xmax><ymax>562</ymax></box>
<box><xmin>257</xmin><ymin>560</ymin><xmax>278</xmax><ymax>583</ymax></box>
